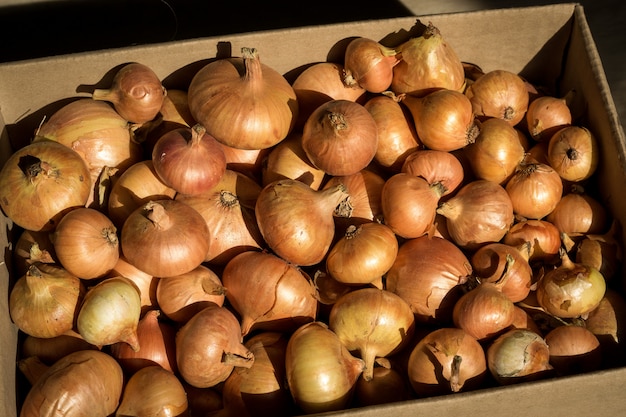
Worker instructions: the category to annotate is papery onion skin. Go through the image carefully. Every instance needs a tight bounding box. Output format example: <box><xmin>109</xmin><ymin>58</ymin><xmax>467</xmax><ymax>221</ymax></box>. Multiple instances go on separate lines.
<box><xmin>584</xmin><ymin>289</ymin><xmax>626</xmax><ymax>368</ymax></box>
<box><xmin>13</xmin><ymin>229</ymin><xmax>57</xmax><ymax>277</ymax></box>
<box><xmin>401</xmin><ymin>149</ymin><xmax>464</xmax><ymax>196</ymax></box>
<box><xmin>329</xmin><ymin>288</ymin><xmax>415</xmax><ymax>381</ymax></box>
<box><xmin>176</xmin><ymin>304</ymin><xmax>254</xmax><ymax>388</ymax></box>
<box><xmin>502</xmin><ymin>219</ymin><xmax>561</xmax><ymax>263</ymax></box>
<box><xmin>505</xmin><ymin>161</ymin><xmax>563</xmax><ymax>220</ymax></box>
<box><xmin>407</xmin><ymin>327</ymin><xmax>487</xmax><ymax>397</ymax></box>
<box><xmin>121</xmin><ymin>199</ymin><xmax>211</xmax><ymax>277</ymax></box>
<box><xmin>302</xmin><ymin>99</ymin><xmax>379</xmax><ymax>176</ymax></box>
<box><xmin>285</xmin><ymin>321</ymin><xmax>365</xmax><ymax>414</ymax></box>
<box><xmin>386</xmin><ymin>235</ymin><xmax>472</xmax><ymax>324</ymax></box>
<box><xmin>19</xmin><ymin>350</ymin><xmax>124</xmax><ymax>417</ymax></box>
<box><xmin>188</xmin><ymin>47</ymin><xmax>298</xmax><ymax>150</ymax></box>
<box><xmin>0</xmin><ymin>140</ymin><xmax>91</xmax><ymax>231</ymax></box>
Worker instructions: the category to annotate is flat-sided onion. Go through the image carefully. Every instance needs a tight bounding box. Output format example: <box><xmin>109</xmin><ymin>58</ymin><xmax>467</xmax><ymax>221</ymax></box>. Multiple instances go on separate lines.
<box><xmin>302</xmin><ymin>99</ymin><xmax>379</xmax><ymax>176</ymax></box>
<box><xmin>188</xmin><ymin>47</ymin><xmax>298</xmax><ymax>150</ymax></box>
<box><xmin>0</xmin><ymin>140</ymin><xmax>91</xmax><ymax>231</ymax></box>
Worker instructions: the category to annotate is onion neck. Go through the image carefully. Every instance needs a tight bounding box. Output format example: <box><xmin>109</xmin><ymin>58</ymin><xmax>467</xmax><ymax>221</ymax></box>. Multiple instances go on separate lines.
<box><xmin>449</xmin><ymin>355</ymin><xmax>463</xmax><ymax>392</ymax></box>
<box><xmin>190</xmin><ymin>123</ymin><xmax>207</xmax><ymax>146</ymax></box>
<box><xmin>320</xmin><ymin>184</ymin><xmax>350</xmax><ymax>215</ymax></box>
<box><xmin>19</xmin><ymin>155</ymin><xmax>57</xmax><ymax>182</ymax></box>
<box><xmin>241</xmin><ymin>47</ymin><xmax>262</xmax><ymax>85</ymax></box>
<box><xmin>92</xmin><ymin>88</ymin><xmax>118</xmax><ymax>104</ymax></box>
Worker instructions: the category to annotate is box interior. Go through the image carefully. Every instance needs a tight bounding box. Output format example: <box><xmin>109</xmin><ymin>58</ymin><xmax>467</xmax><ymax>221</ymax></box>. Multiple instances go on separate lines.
<box><xmin>1</xmin><ymin>3</ymin><xmax>626</xmax><ymax>416</ymax></box>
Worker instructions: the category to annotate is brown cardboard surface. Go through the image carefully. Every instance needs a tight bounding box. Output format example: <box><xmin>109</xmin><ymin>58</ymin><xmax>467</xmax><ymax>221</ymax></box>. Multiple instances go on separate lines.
<box><xmin>1</xmin><ymin>3</ymin><xmax>625</xmax><ymax>416</ymax></box>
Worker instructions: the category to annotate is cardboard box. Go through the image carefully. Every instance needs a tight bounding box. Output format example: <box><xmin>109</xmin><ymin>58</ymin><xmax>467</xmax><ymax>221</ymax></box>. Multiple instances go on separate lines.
<box><xmin>1</xmin><ymin>2</ymin><xmax>625</xmax><ymax>416</ymax></box>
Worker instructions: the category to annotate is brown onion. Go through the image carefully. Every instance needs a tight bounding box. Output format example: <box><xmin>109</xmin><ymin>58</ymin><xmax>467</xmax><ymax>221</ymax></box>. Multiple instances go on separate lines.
<box><xmin>220</xmin><ymin>143</ymin><xmax>270</xmax><ymax>182</ymax></box>
<box><xmin>108</xmin><ymin>255</ymin><xmax>158</xmax><ymax>314</ymax></box>
<box><xmin>364</xmin><ymin>93</ymin><xmax>420</xmax><ymax>172</ymax></box>
<box><xmin>285</xmin><ymin>321</ymin><xmax>365</xmax><ymax>414</ymax></box>
<box><xmin>487</xmin><ymin>328</ymin><xmax>553</xmax><ymax>385</ymax></box>
<box><xmin>343</xmin><ymin>37</ymin><xmax>399</xmax><ymax>93</ymax></box>
<box><xmin>222</xmin><ymin>250</ymin><xmax>318</xmax><ymax>336</ymax></box>
<box><xmin>505</xmin><ymin>160</ymin><xmax>564</xmax><ymax>220</ymax></box>
<box><xmin>354</xmin><ymin>365</ymin><xmax>409</xmax><ymax>407</ymax></box>
<box><xmin>20</xmin><ymin>331</ymin><xmax>96</xmax><ymax>364</ymax></box>
<box><xmin>510</xmin><ymin>306</ymin><xmax>543</xmax><ymax>335</ymax></box>
<box><xmin>51</xmin><ymin>207</ymin><xmax>119</xmax><ymax>280</ymax></box>
<box><xmin>386</xmin><ymin>235</ymin><xmax>472</xmax><ymax>324</ymax></box>
<box><xmin>121</xmin><ymin>199</ymin><xmax>210</xmax><ymax>277</ymax></box>
<box><xmin>19</xmin><ymin>350</ymin><xmax>124</xmax><ymax>417</ymax></box>
<box><xmin>302</xmin><ymin>99</ymin><xmax>378</xmax><ymax>176</ymax></box>
<box><xmin>544</xmin><ymin>325</ymin><xmax>601</xmax><ymax>375</ymax></box>
<box><xmin>503</xmin><ymin>219</ymin><xmax>562</xmax><ymax>263</ymax></box>
<box><xmin>392</xmin><ymin>22</ymin><xmax>465</xmax><ymax>95</ymax></box>
<box><xmin>107</xmin><ymin>160</ymin><xmax>176</xmax><ymax>229</ymax></box>
<box><xmin>77</xmin><ymin>276</ymin><xmax>141</xmax><ymax>350</ymax></box>
<box><xmin>92</xmin><ymin>62</ymin><xmax>166</xmax><ymax>124</ymax></box>
<box><xmin>176</xmin><ymin>304</ymin><xmax>254</xmax><ymax>388</ymax></box>
<box><xmin>255</xmin><ymin>179</ymin><xmax>348</xmax><ymax>266</ymax></box>
<box><xmin>546</xmin><ymin>190</ymin><xmax>609</xmax><ymax>236</ymax></box>
<box><xmin>110</xmin><ymin>309</ymin><xmax>178</xmax><ymax>374</ymax></box>
<box><xmin>329</xmin><ymin>288</ymin><xmax>415</xmax><ymax>381</ymax></box>
<box><xmin>547</xmin><ymin>125</ymin><xmax>599</xmax><ymax>182</ymax></box>
<box><xmin>188</xmin><ymin>47</ymin><xmax>298</xmax><ymax>150</ymax></box>
<box><xmin>9</xmin><ymin>263</ymin><xmax>85</xmax><ymax>338</ymax></box>
<box><xmin>381</xmin><ymin>172</ymin><xmax>444</xmax><ymax>238</ymax></box>
<box><xmin>326</xmin><ymin>222</ymin><xmax>398</xmax><ymax>286</ymax></box>
<box><xmin>0</xmin><ymin>140</ymin><xmax>91</xmax><ymax>231</ymax></box>
<box><xmin>575</xmin><ymin>220</ymin><xmax>622</xmax><ymax>281</ymax></box>
<box><xmin>155</xmin><ymin>265</ymin><xmax>225</xmax><ymax>323</ymax></box>
<box><xmin>525</xmin><ymin>95</ymin><xmax>572</xmax><ymax>141</ymax></box>
<box><xmin>401</xmin><ymin>149</ymin><xmax>464</xmax><ymax>196</ymax></box>
<box><xmin>465</xmin><ymin>118</ymin><xmax>526</xmax><ymax>184</ymax></box>
<box><xmin>158</xmin><ymin>88</ymin><xmax>195</xmax><ymax>126</ymax></box>
<box><xmin>152</xmin><ymin>123</ymin><xmax>227</xmax><ymax>195</ymax></box>
<box><xmin>13</xmin><ymin>229</ymin><xmax>57</xmax><ymax>277</ymax></box>
<box><xmin>401</xmin><ymin>89</ymin><xmax>479</xmax><ymax>152</ymax></box>
<box><xmin>584</xmin><ymin>289</ymin><xmax>626</xmax><ymax>367</ymax></box>
<box><xmin>407</xmin><ymin>327</ymin><xmax>486</xmax><ymax>396</ymax></box>
<box><xmin>465</xmin><ymin>69</ymin><xmax>529</xmax><ymax>126</ymax></box>
<box><xmin>436</xmin><ymin>179</ymin><xmax>514</xmax><ymax>250</ymax></box>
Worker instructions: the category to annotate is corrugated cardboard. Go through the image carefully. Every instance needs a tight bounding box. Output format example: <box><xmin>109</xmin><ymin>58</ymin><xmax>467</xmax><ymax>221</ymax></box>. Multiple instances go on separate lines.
<box><xmin>1</xmin><ymin>3</ymin><xmax>625</xmax><ymax>416</ymax></box>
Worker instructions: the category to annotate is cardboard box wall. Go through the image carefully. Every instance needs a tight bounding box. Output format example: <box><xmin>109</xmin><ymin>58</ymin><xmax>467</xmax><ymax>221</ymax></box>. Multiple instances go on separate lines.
<box><xmin>1</xmin><ymin>3</ymin><xmax>625</xmax><ymax>416</ymax></box>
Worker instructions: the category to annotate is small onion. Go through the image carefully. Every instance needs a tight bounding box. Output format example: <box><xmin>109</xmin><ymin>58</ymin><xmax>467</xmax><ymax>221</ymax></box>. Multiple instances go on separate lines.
<box><xmin>505</xmin><ymin>161</ymin><xmax>564</xmax><ymax>220</ymax></box>
<box><xmin>546</xmin><ymin>190</ymin><xmax>609</xmax><ymax>236</ymax></box>
<box><xmin>401</xmin><ymin>149</ymin><xmax>464</xmax><ymax>197</ymax></box>
<box><xmin>329</xmin><ymin>288</ymin><xmax>415</xmax><ymax>381</ymax></box>
<box><xmin>575</xmin><ymin>220</ymin><xmax>622</xmax><ymax>281</ymax></box>
<box><xmin>343</xmin><ymin>37</ymin><xmax>399</xmax><ymax>93</ymax></box>
<box><xmin>544</xmin><ymin>325</ymin><xmax>601</xmax><ymax>375</ymax></box>
<box><xmin>525</xmin><ymin>95</ymin><xmax>572</xmax><ymax>141</ymax></box>
<box><xmin>354</xmin><ymin>365</ymin><xmax>409</xmax><ymax>407</ymax></box>
<box><xmin>502</xmin><ymin>219</ymin><xmax>562</xmax><ymax>263</ymax></box>
<box><xmin>12</xmin><ymin>229</ymin><xmax>56</xmax><ymax>280</ymax></box>
<box><xmin>585</xmin><ymin>289</ymin><xmax>626</xmax><ymax>367</ymax></box>
<box><xmin>547</xmin><ymin>126</ymin><xmax>599</xmax><ymax>182</ymax></box>
<box><xmin>108</xmin><ymin>255</ymin><xmax>158</xmax><ymax>314</ymax></box>
<box><xmin>285</xmin><ymin>321</ymin><xmax>365</xmax><ymax>414</ymax></box>
<box><xmin>92</xmin><ymin>62</ymin><xmax>166</xmax><ymax>124</ymax></box>
<box><xmin>302</xmin><ymin>99</ymin><xmax>379</xmax><ymax>176</ymax></box>
<box><xmin>20</xmin><ymin>331</ymin><xmax>96</xmax><ymax>365</ymax></box>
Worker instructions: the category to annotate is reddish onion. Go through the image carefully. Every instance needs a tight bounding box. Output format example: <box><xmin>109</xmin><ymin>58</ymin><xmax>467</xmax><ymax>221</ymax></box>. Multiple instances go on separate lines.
<box><xmin>343</xmin><ymin>37</ymin><xmax>399</xmax><ymax>93</ymax></box>
<box><xmin>401</xmin><ymin>149</ymin><xmax>464</xmax><ymax>197</ymax></box>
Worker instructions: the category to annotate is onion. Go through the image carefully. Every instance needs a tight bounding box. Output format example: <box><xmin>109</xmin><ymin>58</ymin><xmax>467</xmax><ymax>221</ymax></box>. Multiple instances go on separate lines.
<box><xmin>465</xmin><ymin>117</ymin><xmax>526</xmax><ymax>184</ymax></box>
<box><xmin>107</xmin><ymin>160</ymin><xmax>177</xmax><ymax>229</ymax></box>
<box><xmin>152</xmin><ymin>123</ymin><xmax>227</xmax><ymax>195</ymax></box>
<box><xmin>155</xmin><ymin>265</ymin><xmax>225</xmax><ymax>323</ymax></box>
<box><xmin>51</xmin><ymin>207</ymin><xmax>119</xmax><ymax>280</ymax></box>
<box><xmin>505</xmin><ymin>160</ymin><xmax>564</xmax><ymax>220</ymax></box>
<box><xmin>110</xmin><ymin>309</ymin><xmax>178</xmax><ymax>374</ymax></box>
<box><xmin>401</xmin><ymin>89</ymin><xmax>479</xmax><ymax>152</ymax></box>
<box><xmin>386</xmin><ymin>235</ymin><xmax>472</xmax><ymax>324</ymax></box>
<box><xmin>575</xmin><ymin>220</ymin><xmax>622</xmax><ymax>281</ymax></box>
<box><xmin>0</xmin><ymin>140</ymin><xmax>91</xmax><ymax>231</ymax></box>
<box><xmin>392</xmin><ymin>22</ymin><xmax>465</xmax><ymax>95</ymax></box>
<box><xmin>535</xmin><ymin>249</ymin><xmax>606</xmax><ymax>319</ymax></box>
<box><xmin>547</xmin><ymin>125</ymin><xmax>599</xmax><ymax>182</ymax></box>
<box><xmin>465</xmin><ymin>69</ymin><xmax>529</xmax><ymax>126</ymax></box>
<box><xmin>108</xmin><ymin>255</ymin><xmax>158</xmax><ymax>314</ymax></box>
<box><xmin>188</xmin><ymin>47</ymin><xmax>298</xmax><ymax>150</ymax></box>
<box><xmin>301</xmin><ymin>99</ymin><xmax>379</xmax><ymax>176</ymax></box>
<box><xmin>546</xmin><ymin>189</ymin><xmax>609</xmax><ymax>236</ymax></box>
<box><xmin>77</xmin><ymin>276</ymin><xmax>141</xmax><ymax>350</ymax></box>
<box><xmin>407</xmin><ymin>327</ymin><xmax>487</xmax><ymax>396</ymax></box>
<box><xmin>381</xmin><ymin>172</ymin><xmax>444</xmax><ymax>239</ymax></box>
<box><xmin>9</xmin><ymin>263</ymin><xmax>85</xmax><ymax>338</ymax></box>
<box><xmin>255</xmin><ymin>179</ymin><xmax>348</xmax><ymax>266</ymax></box>
<box><xmin>34</xmin><ymin>98</ymin><xmax>142</xmax><ymax>208</ymax></box>
<box><xmin>436</xmin><ymin>179</ymin><xmax>514</xmax><ymax>250</ymax></box>
<box><xmin>285</xmin><ymin>321</ymin><xmax>365</xmax><ymax>414</ymax></box>
<box><xmin>510</xmin><ymin>305</ymin><xmax>543</xmax><ymax>335</ymax></box>
<box><xmin>13</xmin><ymin>229</ymin><xmax>57</xmax><ymax>277</ymax></box>
<box><xmin>343</xmin><ymin>37</ymin><xmax>399</xmax><ymax>93</ymax></box>
<box><xmin>291</xmin><ymin>61</ymin><xmax>366</xmax><ymax>130</ymax></box>
<box><xmin>354</xmin><ymin>365</ymin><xmax>409</xmax><ymax>407</ymax></box>
<box><xmin>19</xmin><ymin>350</ymin><xmax>124</xmax><ymax>417</ymax></box>
<box><xmin>584</xmin><ymin>289</ymin><xmax>626</xmax><ymax>367</ymax></box>
<box><xmin>20</xmin><ymin>331</ymin><xmax>96</xmax><ymax>365</ymax></box>
<box><xmin>92</xmin><ymin>62</ymin><xmax>166</xmax><ymax>124</ymax></box>
<box><xmin>401</xmin><ymin>149</ymin><xmax>464</xmax><ymax>197</ymax></box>
<box><xmin>175</xmin><ymin>171</ymin><xmax>264</xmax><ymax>265</ymax></box>
<box><xmin>525</xmin><ymin>95</ymin><xmax>572</xmax><ymax>141</ymax></box>
<box><xmin>503</xmin><ymin>219</ymin><xmax>562</xmax><ymax>263</ymax></box>
<box><xmin>121</xmin><ymin>199</ymin><xmax>210</xmax><ymax>277</ymax></box>
<box><xmin>158</xmin><ymin>88</ymin><xmax>195</xmax><ymax>126</ymax></box>
<box><xmin>261</xmin><ymin>132</ymin><xmax>326</xmax><ymax>190</ymax></box>
<box><xmin>364</xmin><ymin>93</ymin><xmax>421</xmax><ymax>172</ymax></box>
<box><xmin>222</xmin><ymin>250</ymin><xmax>318</xmax><ymax>336</ymax></box>
<box><xmin>326</xmin><ymin>222</ymin><xmax>398</xmax><ymax>286</ymax></box>
<box><xmin>220</xmin><ymin>143</ymin><xmax>270</xmax><ymax>182</ymax></box>
<box><xmin>115</xmin><ymin>365</ymin><xmax>188</xmax><ymax>417</ymax></box>
<box><xmin>176</xmin><ymin>304</ymin><xmax>254</xmax><ymax>388</ymax></box>
<box><xmin>329</xmin><ymin>288</ymin><xmax>415</xmax><ymax>381</ymax></box>
<box><xmin>544</xmin><ymin>325</ymin><xmax>601</xmax><ymax>375</ymax></box>
<box><xmin>486</xmin><ymin>328</ymin><xmax>553</xmax><ymax>385</ymax></box>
